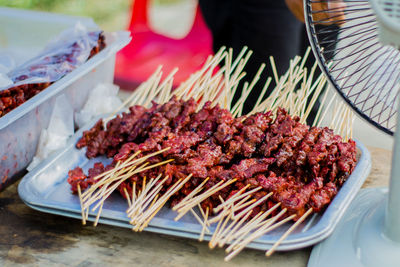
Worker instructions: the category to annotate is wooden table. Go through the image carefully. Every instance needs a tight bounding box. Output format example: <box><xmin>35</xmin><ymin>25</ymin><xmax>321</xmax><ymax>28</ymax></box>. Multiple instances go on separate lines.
<box><xmin>0</xmin><ymin>147</ymin><xmax>391</xmax><ymax>267</ymax></box>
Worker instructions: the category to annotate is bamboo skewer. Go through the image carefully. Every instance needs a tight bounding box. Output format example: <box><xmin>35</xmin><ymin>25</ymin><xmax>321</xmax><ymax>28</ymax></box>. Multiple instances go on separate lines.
<box><xmin>94</xmin><ymin>202</ymin><xmax>104</xmax><ymax>227</ymax></box>
<box><xmin>190</xmin><ymin>209</ymin><xmax>210</xmax><ymax>234</ymax></box>
<box><xmin>266</xmin><ymin>208</ymin><xmax>313</xmax><ymax>257</ymax></box>
<box><xmin>174</xmin><ymin>179</ymin><xmax>237</xmax><ymax>222</ymax></box>
<box><xmin>77</xmin><ymin>184</ymin><xmax>86</xmax><ymax>225</ymax></box>
<box><xmin>208</xmin><ymin>196</ymin><xmax>256</xmax><ymax>225</ymax></box>
<box><xmin>213</xmin><ymin>185</ymin><xmax>259</xmax><ymax>213</ymax></box>
<box><xmin>73</xmin><ymin>46</ymin><xmax>354</xmax><ymax>260</ymax></box>
<box><xmin>222</xmin><ymin>202</ymin><xmax>282</xmax><ymax>248</ymax></box>
<box><xmin>232</xmin><ymin>192</ymin><xmax>273</xmax><ymax>220</ymax></box>
<box><xmin>225</xmin><ymin>211</ymin><xmax>270</xmax><ymax>253</ymax></box>
<box><xmin>131</xmin><ymin>174</ymin><xmax>193</xmax><ymax>230</ymax></box>
<box><xmin>83</xmin><ymin>162</ymin><xmax>141</xmax><ymax>209</ymax></box>
<box><xmin>224</xmin><ymin>208</ymin><xmax>290</xmax><ymax>261</ymax></box>
<box><xmin>81</xmin><ymin>148</ymin><xmax>170</xmax><ymax>200</ymax></box>
<box><xmin>199</xmin><ymin>207</ymin><xmax>209</xmax><ymax>242</ymax></box>
<box><xmin>172</xmin><ymin>177</ymin><xmax>210</xmax><ymax>211</ymax></box>
<box><xmin>127</xmin><ymin>175</ymin><xmax>166</xmax><ymax>219</ymax></box>
<box><xmin>84</xmin><ymin>162</ymin><xmax>147</xmax><ymax>211</ymax></box>
<box><xmin>227</xmin><ymin>206</ymin><xmax>282</xmax><ymax>250</ymax></box>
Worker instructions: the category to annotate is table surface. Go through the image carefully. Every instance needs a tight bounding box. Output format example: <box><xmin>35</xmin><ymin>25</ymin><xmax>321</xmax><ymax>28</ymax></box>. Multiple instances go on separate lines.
<box><xmin>0</xmin><ymin>146</ymin><xmax>391</xmax><ymax>267</ymax></box>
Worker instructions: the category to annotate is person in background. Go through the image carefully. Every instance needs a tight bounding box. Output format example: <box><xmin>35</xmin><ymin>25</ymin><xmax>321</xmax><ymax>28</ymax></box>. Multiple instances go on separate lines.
<box><xmin>198</xmin><ymin>0</ymin><xmax>345</xmax><ymax>116</ymax></box>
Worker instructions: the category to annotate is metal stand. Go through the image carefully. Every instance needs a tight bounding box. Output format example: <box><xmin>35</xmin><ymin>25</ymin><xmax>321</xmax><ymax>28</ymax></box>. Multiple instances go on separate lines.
<box><xmin>384</xmin><ymin>98</ymin><xmax>400</xmax><ymax>241</ymax></box>
<box><xmin>308</xmin><ymin>188</ymin><xmax>400</xmax><ymax>267</ymax></box>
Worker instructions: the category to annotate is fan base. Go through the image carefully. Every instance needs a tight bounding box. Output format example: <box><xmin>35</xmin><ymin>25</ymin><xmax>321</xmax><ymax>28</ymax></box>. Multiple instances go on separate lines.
<box><xmin>308</xmin><ymin>187</ymin><xmax>400</xmax><ymax>267</ymax></box>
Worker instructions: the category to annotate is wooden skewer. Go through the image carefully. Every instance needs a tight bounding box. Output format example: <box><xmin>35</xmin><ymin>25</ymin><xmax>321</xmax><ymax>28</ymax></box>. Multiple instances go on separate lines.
<box><xmin>219</xmin><ymin>203</ymin><xmax>280</xmax><ymax>247</ymax></box>
<box><xmin>199</xmin><ymin>207</ymin><xmax>209</xmax><ymax>242</ymax></box>
<box><xmin>227</xmin><ymin>204</ymin><xmax>283</xmax><ymax>251</ymax></box>
<box><xmin>87</xmin><ymin>162</ymin><xmax>133</xmax><ymax>225</ymax></box>
<box><xmin>197</xmin><ymin>204</ymin><xmax>209</xmax><ymax>226</ymax></box>
<box><xmin>127</xmin><ymin>175</ymin><xmax>163</xmax><ymax>212</ymax></box>
<box><xmin>83</xmin><ymin>163</ymin><xmax>144</xmax><ymax>210</ymax></box>
<box><xmin>104</xmin><ymin>66</ymin><xmax>163</xmax><ymax>122</ymax></box>
<box><xmin>209</xmin><ymin>208</ymin><xmax>230</xmax><ymax>249</ymax></box>
<box><xmin>132</xmin><ymin>194</ymin><xmax>161</xmax><ymax>231</ymax></box>
<box><xmin>215</xmin><ymin>207</ymin><xmax>252</xmax><ymax>248</ymax></box>
<box><xmin>269</xmin><ymin>56</ymin><xmax>280</xmax><ymax>85</ymax></box>
<box><xmin>209</xmin><ymin>199</ymin><xmax>232</xmax><ymax>242</ymax></box>
<box><xmin>233</xmin><ymin>192</ymin><xmax>273</xmax><ymax>220</ymax></box>
<box><xmin>230</xmin><ymin>46</ymin><xmax>249</xmax><ymax>75</ymax></box>
<box><xmin>231</xmin><ymin>197</ymin><xmax>257</xmax><ymax>213</ymax></box>
<box><xmin>214</xmin><ymin>185</ymin><xmax>260</xmax><ymax>213</ymax></box>
<box><xmin>77</xmin><ymin>184</ymin><xmax>86</xmax><ymax>225</ymax></box>
<box><xmin>172</xmin><ymin>177</ymin><xmax>210</xmax><ymax>211</ymax></box>
<box><xmin>251</xmin><ymin>77</ymin><xmax>272</xmax><ymax>115</ymax></box>
<box><xmin>175</xmin><ymin>180</ymin><xmax>224</xmax><ymax>213</ymax></box>
<box><xmin>225</xmin><ymin>211</ymin><xmax>268</xmax><ymax>252</ymax></box>
<box><xmin>81</xmin><ymin>148</ymin><xmax>170</xmax><ymax>199</ymax></box>
<box><xmin>312</xmin><ymin>87</ymin><xmax>330</xmax><ymax>127</ymax></box>
<box><xmin>83</xmin><ymin>162</ymin><xmax>138</xmax><ymax>207</ymax></box>
<box><xmin>175</xmin><ymin>179</ymin><xmax>237</xmax><ymax>221</ymax></box>
<box><xmin>301</xmin><ymin>76</ymin><xmax>327</xmax><ymax>123</ymax></box>
<box><xmin>219</xmin><ymin>210</ymin><xmax>253</xmax><ymax>247</ymax></box>
<box><xmin>266</xmin><ymin>208</ymin><xmax>313</xmax><ymax>257</ymax></box>
<box><xmin>84</xmin><ymin>157</ymin><xmax>172</xmax><ymax>213</ymax></box>
<box><xmin>136</xmin><ymin>195</ymin><xmax>161</xmax><ymax>231</ymax></box>
<box><xmin>131</xmin><ymin>182</ymin><xmax>137</xmax><ymax>206</ymax></box>
<box><xmin>88</xmin><ymin>165</ymin><xmax>142</xmax><ymax>212</ymax></box>
<box><xmin>134</xmin><ymin>175</ymin><xmax>193</xmax><ymax>226</ymax></box>
<box><xmin>190</xmin><ymin>209</ymin><xmax>210</xmax><ymax>234</ymax></box>
<box><xmin>82</xmin><ymin>158</ymin><xmax>131</xmax><ymax>199</ymax></box>
<box><xmin>124</xmin><ymin>187</ymin><xmax>132</xmax><ymax>207</ymax></box>
<box><xmin>137</xmin><ymin>175</ymin><xmax>166</xmax><ymax>208</ymax></box>
<box><xmin>260</xmin><ymin>214</ymin><xmax>296</xmax><ymax>234</ymax></box>
<box><xmin>210</xmin><ymin>208</ymin><xmax>232</xmax><ymax>249</ymax></box>
<box><xmin>83</xmin><ymin>162</ymin><xmax>136</xmax><ymax>207</ymax></box>
<box><xmin>317</xmin><ymin>90</ymin><xmax>337</xmax><ymax>127</ymax></box>
<box><xmin>225</xmin><ymin>203</ymin><xmax>283</xmax><ymax>250</ymax></box>
<box><xmin>251</xmin><ymin>202</ymin><xmax>281</xmax><ymax>229</ymax></box>
<box><xmin>128</xmin><ymin>175</ymin><xmax>166</xmax><ymax>218</ymax></box>
<box><xmin>208</xmin><ymin>196</ymin><xmax>255</xmax><ymax>225</ymax></box>
<box><xmin>137</xmin><ymin>177</ymin><xmax>192</xmax><ymax>227</ymax></box>
<box><xmin>224</xmin><ymin>208</ymin><xmax>290</xmax><ymax>261</ymax></box>
<box><xmin>93</xmin><ymin>201</ymin><xmax>104</xmax><ymax>227</ymax></box>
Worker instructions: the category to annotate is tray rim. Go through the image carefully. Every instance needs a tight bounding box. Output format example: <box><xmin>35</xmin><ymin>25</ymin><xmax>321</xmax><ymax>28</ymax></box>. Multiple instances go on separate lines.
<box><xmin>18</xmin><ymin>120</ymin><xmax>372</xmax><ymax>251</ymax></box>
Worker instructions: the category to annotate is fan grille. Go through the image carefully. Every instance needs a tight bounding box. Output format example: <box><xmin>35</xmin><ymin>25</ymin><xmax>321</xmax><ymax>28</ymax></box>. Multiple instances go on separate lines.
<box><xmin>305</xmin><ymin>0</ymin><xmax>400</xmax><ymax>135</ymax></box>
<box><xmin>379</xmin><ymin>0</ymin><xmax>400</xmax><ymax>20</ymax></box>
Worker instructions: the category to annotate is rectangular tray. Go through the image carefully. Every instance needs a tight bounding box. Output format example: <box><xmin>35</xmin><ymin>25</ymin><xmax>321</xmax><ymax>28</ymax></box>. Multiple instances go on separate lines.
<box><xmin>0</xmin><ymin>8</ymin><xmax>131</xmax><ymax>190</ymax></box>
<box><xmin>18</xmin><ymin>122</ymin><xmax>372</xmax><ymax>251</ymax></box>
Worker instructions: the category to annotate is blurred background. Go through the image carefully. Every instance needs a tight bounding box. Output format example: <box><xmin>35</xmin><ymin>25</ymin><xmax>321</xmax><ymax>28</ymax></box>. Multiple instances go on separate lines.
<box><xmin>0</xmin><ymin>0</ymin><xmax>393</xmax><ymax>149</ymax></box>
<box><xmin>0</xmin><ymin>0</ymin><xmax>196</xmax><ymax>37</ymax></box>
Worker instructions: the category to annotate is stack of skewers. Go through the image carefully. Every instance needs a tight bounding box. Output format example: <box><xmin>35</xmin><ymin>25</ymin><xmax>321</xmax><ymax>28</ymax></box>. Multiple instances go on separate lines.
<box><xmin>67</xmin><ymin>47</ymin><xmax>356</xmax><ymax>260</ymax></box>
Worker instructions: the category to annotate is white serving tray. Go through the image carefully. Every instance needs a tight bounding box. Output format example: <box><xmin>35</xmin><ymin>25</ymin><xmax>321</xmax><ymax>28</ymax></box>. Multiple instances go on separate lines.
<box><xmin>18</xmin><ymin>121</ymin><xmax>372</xmax><ymax>251</ymax></box>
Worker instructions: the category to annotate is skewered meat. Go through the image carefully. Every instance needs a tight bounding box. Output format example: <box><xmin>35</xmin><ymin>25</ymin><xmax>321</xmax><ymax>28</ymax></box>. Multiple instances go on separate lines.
<box><xmin>0</xmin><ymin>32</ymin><xmax>105</xmax><ymax>118</ymax></box>
<box><xmin>69</xmin><ymin>97</ymin><xmax>357</xmax><ymax>220</ymax></box>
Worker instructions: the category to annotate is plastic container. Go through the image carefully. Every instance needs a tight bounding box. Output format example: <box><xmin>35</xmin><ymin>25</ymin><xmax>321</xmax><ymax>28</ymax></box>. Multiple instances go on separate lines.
<box><xmin>0</xmin><ymin>7</ymin><xmax>131</xmax><ymax>190</ymax></box>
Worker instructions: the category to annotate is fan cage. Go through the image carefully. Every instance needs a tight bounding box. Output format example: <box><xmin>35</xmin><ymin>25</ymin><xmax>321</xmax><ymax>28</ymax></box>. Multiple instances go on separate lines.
<box><xmin>304</xmin><ymin>0</ymin><xmax>400</xmax><ymax>136</ymax></box>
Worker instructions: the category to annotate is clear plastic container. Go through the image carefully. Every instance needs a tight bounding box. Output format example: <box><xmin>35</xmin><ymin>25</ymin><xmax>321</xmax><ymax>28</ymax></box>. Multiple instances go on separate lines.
<box><xmin>0</xmin><ymin>7</ymin><xmax>131</xmax><ymax>189</ymax></box>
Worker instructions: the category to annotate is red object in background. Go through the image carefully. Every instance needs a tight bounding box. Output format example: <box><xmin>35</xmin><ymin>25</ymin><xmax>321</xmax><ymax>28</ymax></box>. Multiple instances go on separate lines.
<box><xmin>114</xmin><ymin>0</ymin><xmax>214</xmax><ymax>90</ymax></box>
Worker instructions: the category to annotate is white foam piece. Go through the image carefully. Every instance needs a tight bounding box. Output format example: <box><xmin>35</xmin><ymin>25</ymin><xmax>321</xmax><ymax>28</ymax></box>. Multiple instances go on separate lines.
<box><xmin>75</xmin><ymin>82</ymin><xmax>122</xmax><ymax>128</ymax></box>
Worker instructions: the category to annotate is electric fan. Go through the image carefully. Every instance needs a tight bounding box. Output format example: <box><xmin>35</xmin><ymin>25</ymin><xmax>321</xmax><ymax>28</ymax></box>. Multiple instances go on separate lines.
<box><xmin>304</xmin><ymin>0</ymin><xmax>400</xmax><ymax>266</ymax></box>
